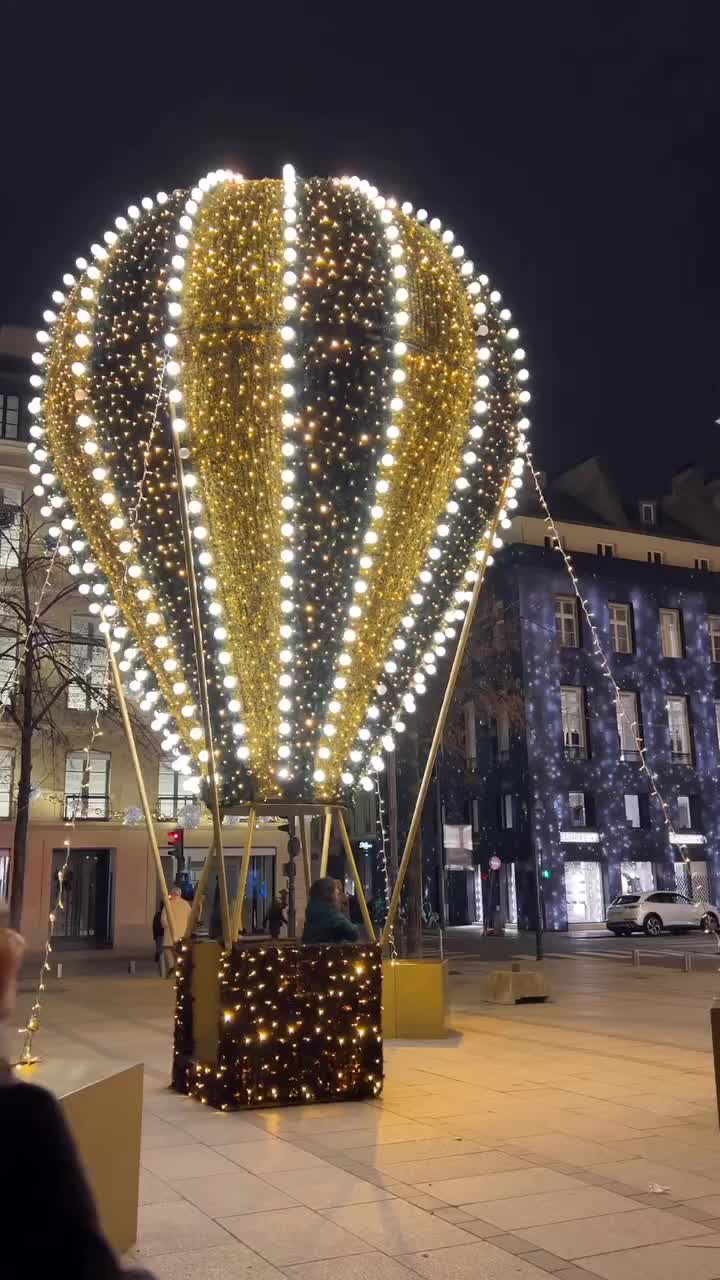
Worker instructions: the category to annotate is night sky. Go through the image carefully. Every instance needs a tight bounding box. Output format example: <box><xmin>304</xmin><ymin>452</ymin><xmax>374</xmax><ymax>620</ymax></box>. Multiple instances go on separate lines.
<box><xmin>4</xmin><ymin>4</ymin><xmax>719</xmax><ymax>492</ymax></box>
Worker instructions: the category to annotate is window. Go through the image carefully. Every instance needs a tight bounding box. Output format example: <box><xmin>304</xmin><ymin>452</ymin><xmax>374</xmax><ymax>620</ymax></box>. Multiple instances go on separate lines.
<box><xmin>0</xmin><ymin>392</ymin><xmax>20</xmax><ymax>440</ymax></box>
<box><xmin>0</xmin><ymin>749</ymin><xmax>15</xmax><ymax>819</ymax></box>
<box><xmin>666</xmin><ymin>696</ymin><xmax>692</xmax><ymax>763</ymax></box>
<box><xmin>695</xmin><ymin>558</ymin><xmax>710</xmax><ymax>572</ymax></box>
<box><xmin>716</xmin><ymin>701</ymin><xmax>720</xmax><ymax>750</ymax></box>
<box><xmin>496</xmin><ymin>709</ymin><xmax>510</xmax><ymax>761</ymax></box>
<box><xmin>597</xmin><ymin>542</ymin><xmax>614</xmax><ymax>558</ymax></box>
<box><xmin>0</xmin><ymin>850</ymin><xmax>9</xmax><ymax>902</ymax></box>
<box><xmin>0</xmin><ymin>486</ymin><xmax>22</xmax><ymax>569</ymax></box>
<box><xmin>0</xmin><ymin>609</ymin><xmax>17</xmax><ymax>707</ymax></box>
<box><xmin>561</xmin><ymin>686</ymin><xmax>587</xmax><ymax>759</ymax></box>
<box><xmin>157</xmin><ymin>758</ymin><xmax>183</xmax><ymax>819</ymax></box>
<box><xmin>624</xmin><ymin>794</ymin><xmax>650</xmax><ymax>829</ymax></box>
<box><xmin>471</xmin><ymin>798</ymin><xmax>480</xmax><ymax>833</ymax></box>
<box><xmin>499</xmin><ymin>794</ymin><xmax>515</xmax><ymax>829</ymax></box>
<box><xmin>609</xmin><ymin>602</ymin><xmax>632</xmax><ymax>654</ymax></box>
<box><xmin>554</xmin><ymin>596</ymin><xmax>579</xmax><ymax>647</ymax></box>
<box><xmin>677</xmin><ymin>795</ymin><xmax>692</xmax><ymax>830</ymax></box>
<box><xmin>647</xmin><ymin>550</ymin><xmax>663</xmax><ymax>565</ymax></box>
<box><xmin>569</xmin><ymin>791</ymin><xmax>586</xmax><ymax>827</ymax></box>
<box><xmin>660</xmin><ymin>608</ymin><xmax>683</xmax><ymax>658</ymax></box>
<box><xmin>709</xmin><ymin>617</ymin><xmax>720</xmax><ymax>663</ymax></box>
<box><xmin>544</xmin><ymin>535</ymin><xmax>563</xmax><ymax>551</ymax></box>
<box><xmin>64</xmin><ymin>750</ymin><xmax>110</xmax><ymax>819</ymax></box>
<box><xmin>616</xmin><ymin>690</ymin><xmax>640</xmax><ymax>760</ymax></box>
<box><xmin>640</xmin><ymin>501</ymin><xmax>657</xmax><ymax>524</ymax></box>
<box><xmin>463</xmin><ymin>703</ymin><xmax>477</xmax><ymax>768</ymax></box>
<box><xmin>67</xmin><ymin>615</ymin><xmax>107</xmax><ymax>710</ymax></box>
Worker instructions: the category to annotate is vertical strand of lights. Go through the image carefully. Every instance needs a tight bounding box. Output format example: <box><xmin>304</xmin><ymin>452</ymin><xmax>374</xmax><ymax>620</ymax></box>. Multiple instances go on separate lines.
<box><xmin>165</xmin><ymin>170</ymin><xmax>249</xmax><ymax>786</ymax></box>
<box><xmin>319</xmin><ymin>178</ymin><xmax>408</xmax><ymax>792</ymax></box>
<box><xmin>277</xmin><ymin>164</ymin><xmax>301</xmax><ymax>784</ymax></box>
<box><xmin>527</xmin><ymin>454</ymin><xmax>683</xmax><ymax>854</ymax></box>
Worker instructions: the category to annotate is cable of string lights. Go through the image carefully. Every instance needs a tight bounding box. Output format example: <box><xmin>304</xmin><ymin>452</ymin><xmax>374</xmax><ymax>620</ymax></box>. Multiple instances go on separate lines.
<box><xmin>525</xmin><ymin>452</ymin><xmax>693</xmax><ymax>878</ymax></box>
<box><xmin>374</xmin><ymin>774</ymin><xmax>397</xmax><ymax>958</ymax></box>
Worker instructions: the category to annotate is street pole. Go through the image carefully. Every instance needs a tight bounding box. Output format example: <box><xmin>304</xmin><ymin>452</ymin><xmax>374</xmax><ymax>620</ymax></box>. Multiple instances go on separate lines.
<box><xmin>533</xmin><ymin>842</ymin><xmax>544</xmax><ymax>961</ymax></box>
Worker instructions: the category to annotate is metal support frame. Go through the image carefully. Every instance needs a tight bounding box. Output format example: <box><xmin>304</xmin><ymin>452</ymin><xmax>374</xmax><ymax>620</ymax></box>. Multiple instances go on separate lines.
<box><xmin>231</xmin><ymin>806</ymin><xmax>257</xmax><ymax>940</ymax></box>
<box><xmin>170</xmin><ymin>418</ymin><xmax>231</xmax><ymax>948</ymax></box>
<box><xmin>299</xmin><ymin>816</ymin><xmax>311</xmax><ymax>893</ymax></box>
<box><xmin>337</xmin><ymin>810</ymin><xmax>375</xmax><ymax>940</ymax></box>
<box><xmin>184</xmin><ymin>839</ymin><xmax>215</xmax><ymax>938</ymax></box>
<box><xmin>319</xmin><ymin>807</ymin><xmax>332</xmax><ymax>877</ymax></box>
<box><xmin>381</xmin><ymin>472</ymin><xmax>514</xmax><ymax>947</ymax></box>
<box><xmin>101</xmin><ymin>625</ymin><xmax>177</xmax><ymax>945</ymax></box>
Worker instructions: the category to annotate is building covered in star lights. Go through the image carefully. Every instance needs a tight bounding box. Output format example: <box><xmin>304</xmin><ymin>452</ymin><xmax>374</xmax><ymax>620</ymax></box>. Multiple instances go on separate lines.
<box><xmin>441</xmin><ymin>456</ymin><xmax>720</xmax><ymax>931</ymax></box>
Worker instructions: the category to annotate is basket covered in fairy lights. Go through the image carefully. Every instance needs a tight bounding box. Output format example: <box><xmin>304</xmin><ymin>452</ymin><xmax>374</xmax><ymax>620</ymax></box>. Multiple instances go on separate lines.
<box><xmin>31</xmin><ymin>168</ymin><xmax>530</xmax><ymax>807</ymax></box>
<box><xmin>172</xmin><ymin>939</ymin><xmax>383</xmax><ymax>1109</ymax></box>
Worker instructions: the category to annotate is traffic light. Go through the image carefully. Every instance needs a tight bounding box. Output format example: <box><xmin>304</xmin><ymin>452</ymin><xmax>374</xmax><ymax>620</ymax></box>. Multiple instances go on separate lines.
<box><xmin>166</xmin><ymin>829</ymin><xmax>184</xmax><ymax>860</ymax></box>
<box><xmin>541</xmin><ymin>868</ymin><xmax>551</xmax><ymax>880</ymax></box>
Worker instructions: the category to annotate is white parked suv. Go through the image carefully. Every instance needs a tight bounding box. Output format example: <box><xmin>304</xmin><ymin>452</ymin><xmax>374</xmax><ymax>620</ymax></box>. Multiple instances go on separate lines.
<box><xmin>606</xmin><ymin>890</ymin><xmax>719</xmax><ymax>937</ymax></box>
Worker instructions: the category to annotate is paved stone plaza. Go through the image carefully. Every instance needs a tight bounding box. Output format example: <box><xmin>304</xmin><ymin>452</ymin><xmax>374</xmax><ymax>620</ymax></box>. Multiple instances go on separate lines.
<box><xmin>15</xmin><ymin>957</ymin><xmax>720</xmax><ymax>1279</ymax></box>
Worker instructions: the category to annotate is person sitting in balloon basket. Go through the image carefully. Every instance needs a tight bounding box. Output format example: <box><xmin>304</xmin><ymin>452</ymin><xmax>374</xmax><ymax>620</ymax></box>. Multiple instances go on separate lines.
<box><xmin>302</xmin><ymin>876</ymin><xmax>360</xmax><ymax>943</ymax></box>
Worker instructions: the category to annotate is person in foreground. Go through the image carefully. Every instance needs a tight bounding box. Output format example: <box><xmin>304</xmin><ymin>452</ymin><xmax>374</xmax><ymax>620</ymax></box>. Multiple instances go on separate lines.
<box><xmin>0</xmin><ymin>923</ymin><xmax>153</xmax><ymax>1278</ymax></box>
<box><xmin>160</xmin><ymin>884</ymin><xmax>191</xmax><ymax>976</ymax></box>
<box><xmin>302</xmin><ymin>876</ymin><xmax>360</xmax><ymax>943</ymax></box>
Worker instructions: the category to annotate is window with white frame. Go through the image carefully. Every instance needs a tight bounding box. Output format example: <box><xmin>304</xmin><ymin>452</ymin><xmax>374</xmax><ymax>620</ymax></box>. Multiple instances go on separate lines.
<box><xmin>647</xmin><ymin>550</ymin><xmax>663</xmax><ymax>565</ymax></box>
<box><xmin>0</xmin><ymin>609</ymin><xmax>17</xmax><ymax>707</ymax></box>
<box><xmin>624</xmin><ymin>794</ymin><xmax>641</xmax><ymax>828</ymax></box>
<box><xmin>695</xmin><ymin>558</ymin><xmax>710</xmax><ymax>572</ymax></box>
<box><xmin>64</xmin><ymin>751</ymin><xmax>110</xmax><ymax>820</ymax></box>
<box><xmin>561</xmin><ymin>686</ymin><xmax>587</xmax><ymax>758</ymax></box>
<box><xmin>716</xmin><ymin>701</ymin><xmax>720</xmax><ymax>750</ymax></box>
<box><xmin>709</xmin><ymin>617</ymin><xmax>720</xmax><ymax>663</ymax></box>
<box><xmin>609</xmin><ymin>602</ymin><xmax>632</xmax><ymax>654</ymax></box>
<box><xmin>499</xmin><ymin>794</ymin><xmax>514</xmax><ymax>829</ymax></box>
<box><xmin>554</xmin><ymin>596</ymin><xmax>579</xmax><ymax>647</ymax></box>
<box><xmin>0</xmin><ymin>486</ymin><xmax>22</xmax><ymax>569</ymax></box>
<box><xmin>616</xmin><ymin>690</ymin><xmax>640</xmax><ymax>760</ymax></box>
<box><xmin>0</xmin><ymin>749</ymin><xmax>15</xmax><ymax>818</ymax></box>
<box><xmin>666</xmin><ymin>696</ymin><xmax>691</xmax><ymax>762</ymax></box>
<box><xmin>640</xmin><ymin>501</ymin><xmax>657</xmax><ymax>524</ymax></box>
<box><xmin>660</xmin><ymin>608</ymin><xmax>683</xmax><ymax>658</ymax></box>
<box><xmin>597</xmin><ymin>542</ymin><xmax>614</xmax><ymax>558</ymax></box>
<box><xmin>569</xmin><ymin>791</ymin><xmax>586</xmax><ymax>826</ymax></box>
<box><xmin>67</xmin><ymin>615</ymin><xmax>107</xmax><ymax>710</ymax></box>
<box><xmin>677</xmin><ymin>795</ymin><xmax>692</xmax><ymax>830</ymax></box>
<box><xmin>157</xmin><ymin>758</ymin><xmax>183</xmax><ymax>819</ymax></box>
<box><xmin>0</xmin><ymin>392</ymin><xmax>20</xmax><ymax>440</ymax></box>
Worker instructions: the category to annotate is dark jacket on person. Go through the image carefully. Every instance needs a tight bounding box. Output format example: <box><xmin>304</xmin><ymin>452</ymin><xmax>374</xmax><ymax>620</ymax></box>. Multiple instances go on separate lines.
<box><xmin>0</xmin><ymin>1074</ymin><xmax>153</xmax><ymax>1279</ymax></box>
<box><xmin>302</xmin><ymin>899</ymin><xmax>360</xmax><ymax>943</ymax></box>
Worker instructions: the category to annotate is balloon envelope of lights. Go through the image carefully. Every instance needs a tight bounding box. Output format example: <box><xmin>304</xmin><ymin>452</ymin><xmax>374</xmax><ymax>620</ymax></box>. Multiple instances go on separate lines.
<box><xmin>32</xmin><ymin>168</ymin><xmax>530</xmax><ymax>807</ymax></box>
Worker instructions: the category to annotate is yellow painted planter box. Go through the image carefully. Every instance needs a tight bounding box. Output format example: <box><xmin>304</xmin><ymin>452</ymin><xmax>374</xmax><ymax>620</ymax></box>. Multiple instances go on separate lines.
<box><xmin>382</xmin><ymin>958</ymin><xmax>449</xmax><ymax>1039</ymax></box>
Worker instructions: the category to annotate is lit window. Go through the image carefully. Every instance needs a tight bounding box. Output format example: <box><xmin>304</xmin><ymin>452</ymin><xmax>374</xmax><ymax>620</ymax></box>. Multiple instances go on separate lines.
<box><xmin>569</xmin><ymin>791</ymin><xmax>586</xmax><ymax>827</ymax></box>
<box><xmin>0</xmin><ymin>486</ymin><xmax>22</xmax><ymax>569</ymax></box>
<box><xmin>616</xmin><ymin>690</ymin><xmax>640</xmax><ymax>760</ymax></box>
<box><xmin>68</xmin><ymin>615</ymin><xmax>107</xmax><ymax>710</ymax></box>
<box><xmin>709</xmin><ymin>617</ymin><xmax>720</xmax><ymax>663</ymax></box>
<box><xmin>716</xmin><ymin>701</ymin><xmax>720</xmax><ymax>750</ymax></box>
<box><xmin>64</xmin><ymin>750</ymin><xmax>110</xmax><ymax>820</ymax></box>
<box><xmin>0</xmin><ymin>393</ymin><xmax>20</xmax><ymax>440</ymax></box>
<box><xmin>624</xmin><ymin>794</ymin><xmax>641</xmax><ymax>828</ymax></box>
<box><xmin>0</xmin><ymin>609</ymin><xmax>17</xmax><ymax>706</ymax></box>
<box><xmin>544</xmin><ymin>535</ymin><xmax>563</xmax><ymax>551</ymax></box>
<box><xmin>499</xmin><ymin>794</ymin><xmax>514</xmax><ymax>829</ymax></box>
<box><xmin>647</xmin><ymin>550</ymin><xmax>663</xmax><ymax>565</ymax></box>
<box><xmin>660</xmin><ymin>608</ymin><xmax>683</xmax><ymax>658</ymax></box>
<box><xmin>677</xmin><ymin>795</ymin><xmax>692</xmax><ymax>830</ymax></box>
<box><xmin>609</xmin><ymin>602</ymin><xmax>632</xmax><ymax>654</ymax></box>
<box><xmin>0</xmin><ymin>749</ymin><xmax>14</xmax><ymax>818</ymax></box>
<box><xmin>560</xmin><ymin>686</ymin><xmax>587</xmax><ymax>759</ymax></box>
<box><xmin>597</xmin><ymin>543</ymin><xmax>614</xmax><ymax>558</ymax></box>
<box><xmin>554</xmin><ymin>596</ymin><xmax>579</xmax><ymax>647</ymax></box>
<box><xmin>158</xmin><ymin>758</ymin><xmax>183</xmax><ymax>819</ymax></box>
<box><xmin>695</xmin><ymin>558</ymin><xmax>710</xmax><ymax>572</ymax></box>
<box><xmin>666</xmin><ymin>696</ymin><xmax>691</xmax><ymax>763</ymax></box>
<box><xmin>640</xmin><ymin>501</ymin><xmax>656</xmax><ymax>524</ymax></box>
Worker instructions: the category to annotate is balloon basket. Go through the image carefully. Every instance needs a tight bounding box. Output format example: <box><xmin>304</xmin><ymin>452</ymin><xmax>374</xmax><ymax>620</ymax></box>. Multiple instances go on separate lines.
<box><xmin>382</xmin><ymin>958</ymin><xmax>450</xmax><ymax>1039</ymax></box>
<box><xmin>172</xmin><ymin>938</ymin><xmax>383</xmax><ymax>1110</ymax></box>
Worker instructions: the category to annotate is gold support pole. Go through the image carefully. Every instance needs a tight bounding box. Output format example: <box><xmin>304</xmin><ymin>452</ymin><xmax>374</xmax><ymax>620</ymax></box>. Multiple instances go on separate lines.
<box><xmin>319</xmin><ymin>807</ymin><xmax>332</xmax><ymax>877</ymax></box>
<box><xmin>337</xmin><ymin>809</ymin><xmax>375</xmax><ymax>941</ymax></box>
<box><xmin>101</xmin><ymin>624</ymin><xmax>177</xmax><ymax>946</ymax></box>
<box><xmin>184</xmin><ymin>839</ymin><xmax>215</xmax><ymax>938</ymax></box>
<box><xmin>231</xmin><ymin>807</ymin><xmax>256</xmax><ymax>940</ymax></box>
<box><xmin>299</xmin><ymin>815</ymin><xmax>311</xmax><ymax>893</ymax></box>
<box><xmin>381</xmin><ymin>473</ymin><xmax>514</xmax><ymax>947</ymax></box>
<box><xmin>170</xmin><ymin>420</ymin><xmax>231</xmax><ymax>949</ymax></box>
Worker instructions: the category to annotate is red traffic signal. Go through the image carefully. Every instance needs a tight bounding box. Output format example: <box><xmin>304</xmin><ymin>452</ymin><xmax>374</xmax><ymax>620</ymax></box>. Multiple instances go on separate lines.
<box><xmin>166</xmin><ymin>829</ymin><xmax>183</xmax><ymax>848</ymax></box>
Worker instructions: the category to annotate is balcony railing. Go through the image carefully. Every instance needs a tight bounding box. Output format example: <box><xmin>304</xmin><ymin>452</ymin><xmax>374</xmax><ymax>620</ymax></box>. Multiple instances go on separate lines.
<box><xmin>63</xmin><ymin>793</ymin><xmax>110</xmax><ymax>820</ymax></box>
<box><xmin>157</xmin><ymin>796</ymin><xmax>181</xmax><ymax>819</ymax></box>
<box><xmin>671</xmin><ymin>749</ymin><xmax>693</xmax><ymax>765</ymax></box>
<box><xmin>620</xmin><ymin>749</ymin><xmax>641</xmax><ymax>763</ymax></box>
<box><xmin>563</xmin><ymin>743</ymin><xmax>588</xmax><ymax>761</ymax></box>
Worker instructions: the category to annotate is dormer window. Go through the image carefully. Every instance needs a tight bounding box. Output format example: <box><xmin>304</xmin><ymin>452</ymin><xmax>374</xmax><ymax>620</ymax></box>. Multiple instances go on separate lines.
<box><xmin>639</xmin><ymin>501</ymin><xmax>656</xmax><ymax>525</ymax></box>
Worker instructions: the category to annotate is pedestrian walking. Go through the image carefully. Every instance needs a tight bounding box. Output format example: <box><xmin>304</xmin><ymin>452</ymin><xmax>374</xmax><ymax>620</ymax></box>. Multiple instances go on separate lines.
<box><xmin>264</xmin><ymin>896</ymin><xmax>287</xmax><ymax>939</ymax></box>
<box><xmin>160</xmin><ymin>886</ymin><xmax>191</xmax><ymax>977</ymax></box>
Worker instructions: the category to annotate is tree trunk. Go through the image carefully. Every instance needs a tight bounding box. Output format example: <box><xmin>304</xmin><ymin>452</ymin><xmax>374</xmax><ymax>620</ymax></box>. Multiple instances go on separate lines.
<box><xmin>9</xmin><ymin>652</ymin><xmax>34</xmax><ymax>931</ymax></box>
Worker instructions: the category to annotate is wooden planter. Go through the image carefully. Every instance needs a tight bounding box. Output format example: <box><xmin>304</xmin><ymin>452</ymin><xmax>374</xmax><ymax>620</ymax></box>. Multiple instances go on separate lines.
<box><xmin>172</xmin><ymin>938</ymin><xmax>383</xmax><ymax>1110</ymax></box>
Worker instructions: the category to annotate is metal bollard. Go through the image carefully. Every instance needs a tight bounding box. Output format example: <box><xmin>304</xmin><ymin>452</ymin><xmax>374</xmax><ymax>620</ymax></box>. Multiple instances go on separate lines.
<box><xmin>127</xmin><ymin>960</ymin><xmax>136</xmax><ymax>975</ymax></box>
<box><xmin>632</xmin><ymin>949</ymin><xmax>640</xmax><ymax>967</ymax></box>
<box><xmin>683</xmin><ymin>953</ymin><xmax>692</xmax><ymax>973</ymax></box>
<box><xmin>56</xmin><ymin>962</ymin><xmax>63</xmax><ymax>979</ymax></box>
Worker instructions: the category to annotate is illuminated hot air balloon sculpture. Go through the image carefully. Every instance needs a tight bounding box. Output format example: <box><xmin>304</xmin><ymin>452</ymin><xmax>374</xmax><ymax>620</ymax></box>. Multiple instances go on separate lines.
<box><xmin>30</xmin><ymin>167</ymin><xmax>529</xmax><ymax>966</ymax></box>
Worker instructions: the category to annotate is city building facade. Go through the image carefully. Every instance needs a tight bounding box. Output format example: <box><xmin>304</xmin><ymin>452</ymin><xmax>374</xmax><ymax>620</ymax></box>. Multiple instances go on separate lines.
<box><xmin>441</xmin><ymin>457</ymin><xmax>720</xmax><ymax>930</ymax></box>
